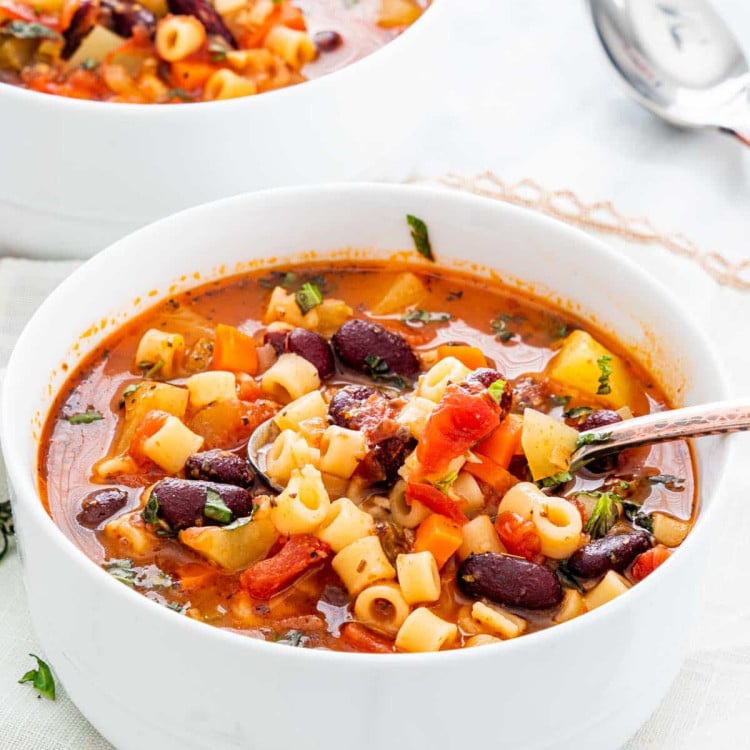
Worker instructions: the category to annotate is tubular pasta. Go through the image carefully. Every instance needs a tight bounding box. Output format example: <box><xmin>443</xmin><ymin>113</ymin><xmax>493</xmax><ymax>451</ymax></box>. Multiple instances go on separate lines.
<box><xmin>265</xmin><ymin>429</ymin><xmax>320</xmax><ymax>484</ymax></box>
<box><xmin>395</xmin><ymin>608</ymin><xmax>457</xmax><ymax>653</ymax></box>
<box><xmin>155</xmin><ymin>16</ymin><xmax>206</xmax><ymax>62</ymax></box>
<box><xmin>261</xmin><ymin>353</ymin><xmax>321</xmax><ymax>403</ymax></box>
<box><xmin>353</xmin><ymin>582</ymin><xmax>410</xmax><ymax>635</ymax></box>
<box><xmin>396</xmin><ymin>551</ymin><xmax>440</xmax><ymax>604</ymax></box>
<box><xmin>457</xmin><ymin>515</ymin><xmax>504</xmax><ymax>561</ymax></box>
<box><xmin>316</xmin><ymin>497</ymin><xmax>375</xmax><ymax>552</ymax></box>
<box><xmin>273</xmin><ymin>390</ymin><xmax>328</xmax><ymax>431</ymax></box>
<box><xmin>331</xmin><ymin>535</ymin><xmax>395</xmax><ymax>595</ymax></box>
<box><xmin>531</xmin><ymin>496</ymin><xmax>583</xmax><ymax>560</ymax></box>
<box><xmin>203</xmin><ymin>69</ymin><xmax>257</xmax><ymax>101</ymax></box>
<box><xmin>396</xmin><ymin>396</ymin><xmax>435</xmax><ymax>439</ymax></box>
<box><xmin>415</xmin><ymin>356</ymin><xmax>471</xmax><ymax>403</ymax></box>
<box><xmin>319</xmin><ymin>425</ymin><xmax>367</xmax><ymax>479</ymax></box>
<box><xmin>270</xmin><ymin>464</ymin><xmax>330</xmax><ymax>535</ymax></box>
<box><xmin>263</xmin><ymin>26</ymin><xmax>316</xmax><ymax>70</ymax></box>
<box><xmin>389</xmin><ymin>480</ymin><xmax>430</xmax><ymax>529</ymax></box>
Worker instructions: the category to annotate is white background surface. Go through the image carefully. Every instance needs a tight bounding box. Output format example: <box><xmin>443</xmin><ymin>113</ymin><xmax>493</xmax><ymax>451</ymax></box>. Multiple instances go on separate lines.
<box><xmin>2</xmin><ymin>0</ymin><xmax>750</xmax><ymax>747</ymax></box>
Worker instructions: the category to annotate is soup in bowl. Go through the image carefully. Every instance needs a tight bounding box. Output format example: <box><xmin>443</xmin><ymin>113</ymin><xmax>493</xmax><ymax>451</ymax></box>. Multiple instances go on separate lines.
<box><xmin>1</xmin><ymin>184</ymin><xmax>730</xmax><ymax>749</ymax></box>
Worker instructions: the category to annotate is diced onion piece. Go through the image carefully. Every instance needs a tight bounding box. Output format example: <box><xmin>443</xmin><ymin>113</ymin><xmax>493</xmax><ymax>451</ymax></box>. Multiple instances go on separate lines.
<box><xmin>554</xmin><ymin>589</ymin><xmax>587</xmax><ymax>623</ymax></box>
<box><xmin>471</xmin><ymin>601</ymin><xmax>527</xmax><ymax>639</ymax></box>
<box><xmin>583</xmin><ymin>570</ymin><xmax>630</xmax><ymax>610</ymax></box>
<box><xmin>520</xmin><ymin>408</ymin><xmax>579</xmax><ymax>482</ymax></box>
<box><xmin>186</xmin><ymin>371</ymin><xmax>236</xmax><ymax>409</ymax></box>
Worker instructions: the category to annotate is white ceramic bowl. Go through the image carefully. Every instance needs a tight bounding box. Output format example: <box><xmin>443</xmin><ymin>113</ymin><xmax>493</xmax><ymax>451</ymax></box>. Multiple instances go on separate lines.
<box><xmin>1</xmin><ymin>184</ymin><xmax>730</xmax><ymax>750</ymax></box>
<box><xmin>0</xmin><ymin>2</ymin><xmax>450</xmax><ymax>259</ymax></box>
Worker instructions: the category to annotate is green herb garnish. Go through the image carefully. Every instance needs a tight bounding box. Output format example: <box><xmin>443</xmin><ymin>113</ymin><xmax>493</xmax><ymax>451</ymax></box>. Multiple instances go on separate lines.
<box><xmin>142</xmin><ymin>491</ymin><xmax>160</xmax><ymax>526</ymax></box>
<box><xmin>487</xmin><ymin>379</ymin><xmax>507</xmax><ymax>405</ymax></box>
<box><xmin>490</xmin><ymin>315</ymin><xmax>515</xmax><ymax>342</ymax></box>
<box><xmin>433</xmin><ymin>470</ymin><xmax>458</xmax><ymax>493</ymax></box>
<box><xmin>555</xmin><ymin>561</ymin><xmax>584</xmax><ymax>593</ymax></box>
<box><xmin>223</xmin><ymin>504</ymin><xmax>259</xmax><ymax>531</ymax></box>
<box><xmin>2</xmin><ymin>20</ymin><xmax>60</xmax><ymax>39</ymax></box>
<box><xmin>549</xmin><ymin>394</ymin><xmax>572</xmax><ymax>407</ymax></box>
<box><xmin>621</xmin><ymin>500</ymin><xmax>654</xmax><ymax>532</ymax></box>
<box><xmin>406</xmin><ymin>214</ymin><xmax>434</xmax><ymax>262</ymax></box>
<box><xmin>79</xmin><ymin>58</ymin><xmax>99</xmax><ymax>71</ymax></box>
<box><xmin>204</xmin><ymin>488</ymin><xmax>233</xmax><ymax>524</ymax></box>
<box><xmin>0</xmin><ymin>500</ymin><xmax>14</xmax><ymax>563</ymax></box>
<box><xmin>648</xmin><ymin>474</ymin><xmax>685</xmax><ymax>488</ymax></box>
<box><xmin>274</xmin><ymin>629</ymin><xmax>304</xmax><ymax>646</ymax></box>
<box><xmin>119</xmin><ymin>383</ymin><xmax>140</xmax><ymax>408</ymax></box>
<box><xmin>363</xmin><ymin>354</ymin><xmax>408</xmax><ymax>389</ymax></box>
<box><xmin>537</xmin><ymin>471</ymin><xmax>573</xmax><ymax>488</ymax></box>
<box><xmin>564</xmin><ymin>406</ymin><xmax>593</xmax><ymax>419</ymax></box>
<box><xmin>19</xmin><ymin>654</ymin><xmax>56</xmax><ymax>700</ymax></box>
<box><xmin>596</xmin><ymin>355</ymin><xmax>613</xmax><ymax>395</ymax></box>
<box><xmin>208</xmin><ymin>40</ymin><xmax>228</xmax><ymax>62</ymax></box>
<box><xmin>400</xmin><ymin>309</ymin><xmax>451</xmax><ymax>325</ymax></box>
<box><xmin>576</xmin><ymin>431</ymin><xmax>612</xmax><ymax>449</ymax></box>
<box><xmin>138</xmin><ymin>359</ymin><xmax>164</xmax><ymax>379</ymax></box>
<box><xmin>104</xmin><ymin>558</ymin><xmax>172</xmax><ymax>589</ymax></box>
<box><xmin>66</xmin><ymin>409</ymin><xmax>104</xmax><ymax>425</ymax></box>
<box><xmin>295</xmin><ymin>282</ymin><xmax>323</xmax><ymax>315</ymax></box>
<box><xmin>580</xmin><ymin>491</ymin><xmax>621</xmax><ymax>539</ymax></box>
<box><xmin>167</xmin><ymin>87</ymin><xmax>192</xmax><ymax>101</ymax></box>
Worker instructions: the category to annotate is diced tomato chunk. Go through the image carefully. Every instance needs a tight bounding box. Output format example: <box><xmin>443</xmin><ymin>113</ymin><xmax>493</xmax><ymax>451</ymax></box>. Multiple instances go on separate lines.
<box><xmin>406</xmin><ymin>481</ymin><xmax>468</xmax><ymax>526</ymax></box>
<box><xmin>239</xmin><ymin>534</ymin><xmax>331</xmax><ymax>599</ymax></box>
<box><xmin>631</xmin><ymin>544</ymin><xmax>671</xmax><ymax>582</ymax></box>
<box><xmin>494</xmin><ymin>511</ymin><xmax>542</xmax><ymax>561</ymax></box>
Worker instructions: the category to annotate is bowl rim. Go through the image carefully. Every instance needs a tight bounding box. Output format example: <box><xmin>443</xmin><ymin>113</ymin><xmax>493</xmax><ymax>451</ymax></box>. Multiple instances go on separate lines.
<box><xmin>0</xmin><ymin>181</ymin><xmax>733</xmax><ymax>667</ymax></box>
<box><xmin>0</xmin><ymin>0</ymin><xmax>448</xmax><ymax>113</ymax></box>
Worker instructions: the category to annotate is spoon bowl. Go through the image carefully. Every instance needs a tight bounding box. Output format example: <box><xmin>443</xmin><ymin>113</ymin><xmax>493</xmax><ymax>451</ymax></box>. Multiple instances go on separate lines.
<box><xmin>588</xmin><ymin>0</ymin><xmax>750</xmax><ymax>144</ymax></box>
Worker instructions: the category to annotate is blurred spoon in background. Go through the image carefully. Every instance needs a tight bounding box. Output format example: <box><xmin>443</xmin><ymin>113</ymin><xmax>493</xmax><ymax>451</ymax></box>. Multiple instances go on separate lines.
<box><xmin>587</xmin><ymin>0</ymin><xmax>750</xmax><ymax>146</ymax></box>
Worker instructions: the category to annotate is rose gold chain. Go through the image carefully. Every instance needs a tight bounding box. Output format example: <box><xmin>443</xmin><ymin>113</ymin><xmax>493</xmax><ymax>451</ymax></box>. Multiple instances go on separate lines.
<box><xmin>422</xmin><ymin>172</ymin><xmax>750</xmax><ymax>292</ymax></box>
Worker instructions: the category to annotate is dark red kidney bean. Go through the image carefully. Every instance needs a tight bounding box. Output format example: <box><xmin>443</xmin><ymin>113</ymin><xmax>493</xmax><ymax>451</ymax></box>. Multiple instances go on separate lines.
<box><xmin>464</xmin><ymin>367</ymin><xmax>505</xmax><ymax>388</ymax></box>
<box><xmin>167</xmin><ymin>0</ymin><xmax>236</xmax><ymax>46</ymax></box>
<box><xmin>580</xmin><ymin>409</ymin><xmax>622</xmax><ymax>431</ymax></box>
<box><xmin>356</xmin><ymin>431</ymin><xmax>415</xmax><ymax>487</ymax></box>
<box><xmin>147</xmin><ymin>479</ymin><xmax>254</xmax><ymax>530</ymax></box>
<box><xmin>264</xmin><ymin>329</ymin><xmax>288</xmax><ymax>355</ymax></box>
<box><xmin>313</xmin><ymin>30</ymin><xmax>343</xmax><ymax>52</ymax></box>
<box><xmin>184</xmin><ymin>449</ymin><xmax>254</xmax><ymax>488</ymax></box>
<box><xmin>458</xmin><ymin>553</ymin><xmax>563</xmax><ymax>610</ymax></box>
<box><xmin>566</xmin><ymin>532</ymin><xmax>652</xmax><ymax>578</ymax></box>
<box><xmin>61</xmin><ymin>0</ymin><xmax>98</xmax><ymax>58</ymax></box>
<box><xmin>328</xmin><ymin>384</ymin><xmax>380</xmax><ymax>429</ymax></box>
<box><xmin>286</xmin><ymin>328</ymin><xmax>336</xmax><ymax>379</ymax></box>
<box><xmin>77</xmin><ymin>488</ymin><xmax>128</xmax><ymax>528</ymax></box>
<box><xmin>332</xmin><ymin>319</ymin><xmax>420</xmax><ymax>377</ymax></box>
<box><xmin>579</xmin><ymin>410</ymin><xmax>623</xmax><ymax>473</ymax></box>
<box><xmin>101</xmin><ymin>0</ymin><xmax>156</xmax><ymax>38</ymax></box>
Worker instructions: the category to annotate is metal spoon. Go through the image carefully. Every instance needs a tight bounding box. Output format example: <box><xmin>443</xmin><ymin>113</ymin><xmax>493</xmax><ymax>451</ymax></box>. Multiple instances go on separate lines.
<box><xmin>570</xmin><ymin>398</ymin><xmax>750</xmax><ymax>472</ymax></box>
<box><xmin>587</xmin><ymin>0</ymin><xmax>750</xmax><ymax>146</ymax></box>
<box><xmin>248</xmin><ymin>400</ymin><xmax>750</xmax><ymax>488</ymax></box>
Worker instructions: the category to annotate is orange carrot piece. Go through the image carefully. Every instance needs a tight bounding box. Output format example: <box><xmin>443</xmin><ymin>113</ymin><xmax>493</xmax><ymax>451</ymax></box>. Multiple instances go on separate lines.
<box><xmin>280</xmin><ymin>1</ymin><xmax>306</xmax><ymax>30</ymax></box>
<box><xmin>212</xmin><ymin>324</ymin><xmax>259</xmax><ymax>374</ymax></box>
<box><xmin>474</xmin><ymin>414</ymin><xmax>524</xmax><ymax>469</ymax></box>
<box><xmin>240</xmin><ymin>6</ymin><xmax>281</xmax><ymax>47</ymax></box>
<box><xmin>413</xmin><ymin>514</ymin><xmax>463</xmax><ymax>570</ymax></box>
<box><xmin>463</xmin><ymin>454</ymin><xmax>518</xmax><ymax>495</ymax></box>
<box><xmin>176</xmin><ymin>563</ymin><xmax>218</xmax><ymax>592</ymax></box>
<box><xmin>170</xmin><ymin>61</ymin><xmax>218</xmax><ymax>90</ymax></box>
<box><xmin>436</xmin><ymin>345</ymin><xmax>487</xmax><ymax>371</ymax></box>
<box><xmin>128</xmin><ymin>409</ymin><xmax>169</xmax><ymax>463</ymax></box>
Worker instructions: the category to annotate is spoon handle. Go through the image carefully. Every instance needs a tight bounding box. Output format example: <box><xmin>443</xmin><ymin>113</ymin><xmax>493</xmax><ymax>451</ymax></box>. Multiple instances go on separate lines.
<box><xmin>722</xmin><ymin>127</ymin><xmax>750</xmax><ymax>148</ymax></box>
<box><xmin>570</xmin><ymin>399</ymin><xmax>750</xmax><ymax>471</ymax></box>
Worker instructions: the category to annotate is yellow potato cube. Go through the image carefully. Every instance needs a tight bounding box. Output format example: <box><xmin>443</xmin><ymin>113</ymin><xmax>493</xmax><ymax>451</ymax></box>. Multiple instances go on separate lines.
<box><xmin>134</xmin><ymin>328</ymin><xmax>185</xmax><ymax>378</ymax></box>
<box><xmin>546</xmin><ymin>330</ymin><xmax>646</xmax><ymax>412</ymax></box>
<box><xmin>471</xmin><ymin>601</ymin><xmax>527</xmax><ymax>639</ymax></box>
<box><xmin>652</xmin><ymin>513</ymin><xmax>691</xmax><ymax>547</ymax></box>
<box><xmin>554</xmin><ymin>588</ymin><xmax>587</xmax><ymax>623</ymax></box>
<box><xmin>371</xmin><ymin>272</ymin><xmax>428</xmax><ymax>315</ymax></box>
<box><xmin>521</xmin><ymin>408</ymin><xmax>579</xmax><ymax>481</ymax></box>
<box><xmin>584</xmin><ymin>570</ymin><xmax>630</xmax><ymax>610</ymax></box>
<box><xmin>141</xmin><ymin>416</ymin><xmax>204</xmax><ymax>473</ymax></box>
<box><xmin>186</xmin><ymin>371</ymin><xmax>236</xmax><ymax>409</ymax></box>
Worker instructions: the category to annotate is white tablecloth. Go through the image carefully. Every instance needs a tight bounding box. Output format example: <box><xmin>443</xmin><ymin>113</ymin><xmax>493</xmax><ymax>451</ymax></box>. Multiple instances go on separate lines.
<box><xmin>2</xmin><ymin>0</ymin><xmax>750</xmax><ymax>747</ymax></box>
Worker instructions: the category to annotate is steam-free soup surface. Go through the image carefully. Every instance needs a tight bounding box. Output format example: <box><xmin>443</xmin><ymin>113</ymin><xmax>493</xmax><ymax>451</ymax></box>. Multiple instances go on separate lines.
<box><xmin>40</xmin><ymin>262</ymin><xmax>695</xmax><ymax>652</ymax></box>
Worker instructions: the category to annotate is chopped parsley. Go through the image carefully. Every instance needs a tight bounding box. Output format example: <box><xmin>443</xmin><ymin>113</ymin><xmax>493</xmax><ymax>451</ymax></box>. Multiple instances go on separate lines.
<box><xmin>166</xmin><ymin>87</ymin><xmax>192</xmax><ymax>101</ymax></box>
<box><xmin>596</xmin><ymin>355</ymin><xmax>613</xmax><ymax>395</ymax></box>
<box><xmin>490</xmin><ymin>315</ymin><xmax>516</xmax><ymax>342</ymax></box>
<box><xmin>555</xmin><ymin>561</ymin><xmax>584</xmax><ymax>593</ymax></box>
<box><xmin>223</xmin><ymin>504</ymin><xmax>260</xmax><ymax>530</ymax></box>
<box><xmin>142</xmin><ymin>491</ymin><xmax>160</xmax><ymax>526</ymax></box>
<box><xmin>563</xmin><ymin>406</ymin><xmax>593</xmax><ymax>419</ymax></box>
<box><xmin>295</xmin><ymin>282</ymin><xmax>324</xmax><ymax>315</ymax></box>
<box><xmin>580</xmin><ymin>491</ymin><xmax>621</xmax><ymax>539</ymax></box>
<box><xmin>537</xmin><ymin>471</ymin><xmax>573</xmax><ymax>488</ymax></box>
<box><xmin>208</xmin><ymin>40</ymin><xmax>228</xmax><ymax>61</ymax></box>
<box><xmin>79</xmin><ymin>58</ymin><xmax>99</xmax><ymax>71</ymax></box>
<box><xmin>204</xmin><ymin>488</ymin><xmax>233</xmax><ymax>524</ymax></box>
<box><xmin>274</xmin><ymin>629</ymin><xmax>305</xmax><ymax>646</ymax></box>
<box><xmin>621</xmin><ymin>500</ymin><xmax>654</xmax><ymax>532</ymax></box>
<box><xmin>648</xmin><ymin>474</ymin><xmax>685</xmax><ymax>489</ymax></box>
<box><xmin>119</xmin><ymin>383</ymin><xmax>141</xmax><ymax>408</ymax></box>
<box><xmin>487</xmin><ymin>379</ymin><xmax>507</xmax><ymax>405</ymax></box>
<box><xmin>576</xmin><ymin>431</ymin><xmax>612</xmax><ymax>449</ymax></box>
<box><xmin>406</xmin><ymin>214</ymin><xmax>434</xmax><ymax>261</ymax></box>
<box><xmin>433</xmin><ymin>470</ymin><xmax>458</xmax><ymax>493</ymax></box>
<box><xmin>138</xmin><ymin>359</ymin><xmax>165</xmax><ymax>379</ymax></box>
<box><xmin>363</xmin><ymin>354</ymin><xmax>407</xmax><ymax>389</ymax></box>
<box><xmin>2</xmin><ymin>20</ymin><xmax>60</xmax><ymax>39</ymax></box>
<box><xmin>400</xmin><ymin>309</ymin><xmax>451</xmax><ymax>325</ymax></box>
<box><xmin>65</xmin><ymin>409</ymin><xmax>104</xmax><ymax>425</ymax></box>
<box><xmin>104</xmin><ymin>558</ymin><xmax>172</xmax><ymax>589</ymax></box>
<box><xmin>19</xmin><ymin>654</ymin><xmax>56</xmax><ymax>701</ymax></box>
<box><xmin>0</xmin><ymin>500</ymin><xmax>14</xmax><ymax>562</ymax></box>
